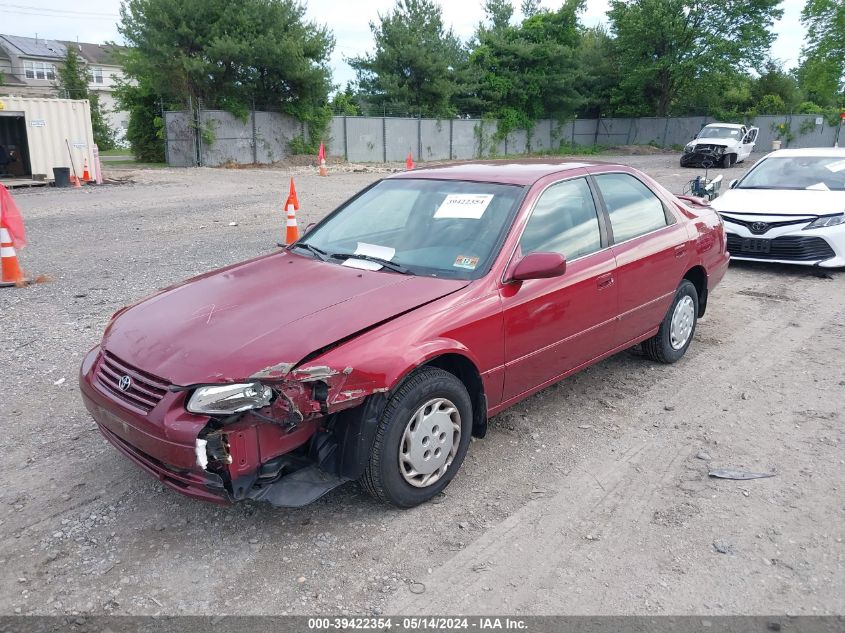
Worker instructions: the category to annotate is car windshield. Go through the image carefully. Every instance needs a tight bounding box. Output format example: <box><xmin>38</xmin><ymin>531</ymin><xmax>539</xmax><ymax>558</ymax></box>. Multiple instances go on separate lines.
<box><xmin>698</xmin><ymin>126</ymin><xmax>742</xmax><ymax>140</ymax></box>
<box><xmin>738</xmin><ymin>156</ymin><xmax>845</xmax><ymax>191</ymax></box>
<box><xmin>296</xmin><ymin>179</ymin><xmax>525</xmax><ymax>279</ymax></box>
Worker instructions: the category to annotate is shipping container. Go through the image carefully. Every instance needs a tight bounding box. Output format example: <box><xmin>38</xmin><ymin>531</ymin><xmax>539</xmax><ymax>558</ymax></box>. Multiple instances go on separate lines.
<box><xmin>0</xmin><ymin>96</ymin><xmax>95</xmax><ymax>182</ymax></box>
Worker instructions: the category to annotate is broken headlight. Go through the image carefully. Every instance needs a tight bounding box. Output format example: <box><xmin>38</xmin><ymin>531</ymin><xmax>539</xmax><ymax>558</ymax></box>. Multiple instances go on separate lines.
<box><xmin>187</xmin><ymin>382</ymin><xmax>273</xmax><ymax>416</ymax></box>
<box><xmin>684</xmin><ymin>143</ymin><xmax>694</xmax><ymax>153</ymax></box>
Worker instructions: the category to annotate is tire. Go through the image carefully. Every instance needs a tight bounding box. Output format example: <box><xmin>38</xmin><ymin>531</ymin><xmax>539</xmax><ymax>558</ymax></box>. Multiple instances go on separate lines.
<box><xmin>360</xmin><ymin>367</ymin><xmax>473</xmax><ymax>507</ymax></box>
<box><xmin>721</xmin><ymin>153</ymin><xmax>735</xmax><ymax>168</ymax></box>
<box><xmin>642</xmin><ymin>280</ymin><xmax>699</xmax><ymax>364</ymax></box>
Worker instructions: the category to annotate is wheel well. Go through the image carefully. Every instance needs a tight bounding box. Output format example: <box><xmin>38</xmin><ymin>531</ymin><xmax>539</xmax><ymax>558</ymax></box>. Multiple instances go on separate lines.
<box><xmin>423</xmin><ymin>354</ymin><xmax>488</xmax><ymax>438</ymax></box>
<box><xmin>683</xmin><ymin>265</ymin><xmax>708</xmax><ymax>317</ymax></box>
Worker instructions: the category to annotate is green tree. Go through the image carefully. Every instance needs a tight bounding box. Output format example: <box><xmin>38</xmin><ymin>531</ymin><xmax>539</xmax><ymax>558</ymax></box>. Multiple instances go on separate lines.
<box><xmin>330</xmin><ymin>83</ymin><xmax>362</xmax><ymax>115</ymax></box>
<box><xmin>521</xmin><ymin>0</ymin><xmax>541</xmax><ymax>18</ymax></box>
<box><xmin>483</xmin><ymin>0</ymin><xmax>514</xmax><ymax>30</ymax></box>
<box><xmin>754</xmin><ymin>93</ymin><xmax>787</xmax><ymax>114</ymax></box>
<box><xmin>349</xmin><ymin>0</ymin><xmax>466</xmax><ymax>117</ymax></box>
<box><xmin>115</xmin><ymin>79</ymin><xmax>165</xmax><ymax>162</ymax></box>
<box><xmin>576</xmin><ymin>25</ymin><xmax>619</xmax><ymax>117</ymax></box>
<box><xmin>467</xmin><ymin>0</ymin><xmax>585</xmax><ymax>134</ymax></box>
<box><xmin>607</xmin><ymin>0</ymin><xmax>783</xmax><ymax>116</ymax></box>
<box><xmin>57</xmin><ymin>47</ymin><xmax>116</xmax><ymax>150</ymax></box>
<box><xmin>797</xmin><ymin>0</ymin><xmax>845</xmax><ymax>106</ymax></box>
<box><xmin>118</xmin><ymin>0</ymin><xmax>334</xmax><ymax>153</ymax></box>
<box><xmin>751</xmin><ymin>61</ymin><xmax>802</xmax><ymax>110</ymax></box>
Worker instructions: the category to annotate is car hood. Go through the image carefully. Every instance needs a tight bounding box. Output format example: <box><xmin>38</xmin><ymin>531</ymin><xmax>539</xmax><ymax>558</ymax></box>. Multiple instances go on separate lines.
<box><xmin>688</xmin><ymin>138</ymin><xmax>736</xmax><ymax>149</ymax></box>
<box><xmin>102</xmin><ymin>251</ymin><xmax>468</xmax><ymax>385</ymax></box>
<box><xmin>712</xmin><ymin>188</ymin><xmax>845</xmax><ymax>216</ymax></box>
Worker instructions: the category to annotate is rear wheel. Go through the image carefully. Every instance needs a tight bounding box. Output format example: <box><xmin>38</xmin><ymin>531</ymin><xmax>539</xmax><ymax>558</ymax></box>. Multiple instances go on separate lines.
<box><xmin>643</xmin><ymin>280</ymin><xmax>699</xmax><ymax>364</ymax></box>
<box><xmin>360</xmin><ymin>367</ymin><xmax>472</xmax><ymax>507</ymax></box>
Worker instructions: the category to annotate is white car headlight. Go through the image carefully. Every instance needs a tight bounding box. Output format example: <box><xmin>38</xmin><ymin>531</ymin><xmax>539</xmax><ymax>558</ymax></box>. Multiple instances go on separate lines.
<box><xmin>684</xmin><ymin>143</ymin><xmax>694</xmax><ymax>152</ymax></box>
<box><xmin>187</xmin><ymin>382</ymin><xmax>273</xmax><ymax>416</ymax></box>
<box><xmin>805</xmin><ymin>214</ymin><xmax>845</xmax><ymax>230</ymax></box>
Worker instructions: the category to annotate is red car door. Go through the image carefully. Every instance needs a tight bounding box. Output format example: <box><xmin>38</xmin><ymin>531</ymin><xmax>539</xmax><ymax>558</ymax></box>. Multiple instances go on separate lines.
<box><xmin>590</xmin><ymin>170</ymin><xmax>689</xmax><ymax>346</ymax></box>
<box><xmin>500</xmin><ymin>175</ymin><xmax>618</xmax><ymax>402</ymax></box>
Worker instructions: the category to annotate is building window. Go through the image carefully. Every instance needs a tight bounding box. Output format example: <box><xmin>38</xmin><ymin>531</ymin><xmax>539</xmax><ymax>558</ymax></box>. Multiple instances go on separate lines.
<box><xmin>90</xmin><ymin>67</ymin><xmax>104</xmax><ymax>84</ymax></box>
<box><xmin>23</xmin><ymin>61</ymin><xmax>55</xmax><ymax>80</ymax></box>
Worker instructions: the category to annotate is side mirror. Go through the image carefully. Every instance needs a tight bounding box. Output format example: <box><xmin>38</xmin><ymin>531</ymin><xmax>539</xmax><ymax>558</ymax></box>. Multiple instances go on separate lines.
<box><xmin>303</xmin><ymin>222</ymin><xmax>316</xmax><ymax>234</ymax></box>
<box><xmin>729</xmin><ymin>179</ymin><xmax>739</xmax><ymax>189</ymax></box>
<box><xmin>511</xmin><ymin>252</ymin><xmax>567</xmax><ymax>281</ymax></box>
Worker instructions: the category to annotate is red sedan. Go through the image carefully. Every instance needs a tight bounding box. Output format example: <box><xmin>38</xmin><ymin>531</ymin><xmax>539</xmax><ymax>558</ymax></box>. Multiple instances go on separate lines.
<box><xmin>79</xmin><ymin>160</ymin><xmax>728</xmax><ymax>508</ymax></box>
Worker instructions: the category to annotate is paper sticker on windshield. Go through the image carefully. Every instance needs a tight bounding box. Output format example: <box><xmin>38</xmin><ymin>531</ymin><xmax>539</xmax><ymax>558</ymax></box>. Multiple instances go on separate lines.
<box><xmin>434</xmin><ymin>194</ymin><xmax>494</xmax><ymax>219</ymax></box>
<box><xmin>825</xmin><ymin>159</ymin><xmax>845</xmax><ymax>173</ymax></box>
<box><xmin>342</xmin><ymin>242</ymin><xmax>396</xmax><ymax>271</ymax></box>
<box><xmin>454</xmin><ymin>255</ymin><xmax>480</xmax><ymax>270</ymax></box>
<box><xmin>806</xmin><ymin>182</ymin><xmax>830</xmax><ymax>191</ymax></box>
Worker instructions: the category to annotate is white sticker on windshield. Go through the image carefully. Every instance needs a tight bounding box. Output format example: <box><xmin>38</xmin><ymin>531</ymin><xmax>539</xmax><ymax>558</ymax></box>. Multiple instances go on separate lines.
<box><xmin>806</xmin><ymin>182</ymin><xmax>830</xmax><ymax>191</ymax></box>
<box><xmin>434</xmin><ymin>194</ymin><xmax>494</xmax><ymax>219</ymax></box>
<box><xmin>342</xmin><ymin>242</ymin><xmax>396</xmax><ymax>271</ymax></box>
<box><xmin>825</xmin><ymin>159</ymin><xmax>845</xmax><ymax>173</ymax></box>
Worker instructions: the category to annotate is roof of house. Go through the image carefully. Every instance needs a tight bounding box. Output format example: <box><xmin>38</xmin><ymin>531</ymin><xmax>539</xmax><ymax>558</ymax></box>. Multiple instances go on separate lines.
<box><xmin>0</xmin><ymin>34</ymin><xmax>67</xmax><ymax>59</ymax></box>
<box><xmin>60</xmin><ymin>41</ymin><xmax>127</xmax><ymax>66</ymax></box>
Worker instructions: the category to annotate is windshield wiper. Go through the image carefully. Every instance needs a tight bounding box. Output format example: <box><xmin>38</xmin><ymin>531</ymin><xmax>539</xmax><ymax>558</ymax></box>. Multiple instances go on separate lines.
<box><xmin>292</xmin><ymin>242</ymin><xmax>330</xmax><ymax>261</ymax></box>
<box><xmin>331</xmin><ymin>253</ymin><xmax>411</xmax><ymax>274</ymax></box>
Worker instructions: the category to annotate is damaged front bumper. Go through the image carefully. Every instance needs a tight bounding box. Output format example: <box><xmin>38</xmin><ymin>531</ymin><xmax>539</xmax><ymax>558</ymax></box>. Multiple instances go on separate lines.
<box><xmin>79</xmin><ymin>346</ymin><xmax>386</xmax><ymax>507</ymax></box>
<box><xmin>681</xmin><ymin>145</ymin><xmax>727</xmax><ymax>166</ymax></box>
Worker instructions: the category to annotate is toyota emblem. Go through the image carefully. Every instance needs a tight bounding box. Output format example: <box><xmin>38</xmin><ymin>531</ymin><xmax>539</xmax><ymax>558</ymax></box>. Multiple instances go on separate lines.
<box><xmin>750</xmin><ymin>222</ymin><xmax>769</xmax><ymax>234</ymax></box>
<box><xmin>118</xmin><ymin>375</ymin><xmax>132</xmax><ymax>392</ymax></box>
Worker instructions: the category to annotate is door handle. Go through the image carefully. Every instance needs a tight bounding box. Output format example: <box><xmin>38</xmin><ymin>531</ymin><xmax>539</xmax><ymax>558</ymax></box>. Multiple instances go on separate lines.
<box><xmin>597</xmin><ymin>273</ymin><xmax>614</xmax><ymax>289</ymax></box>
<box><xmin>674</xmin><ymin>245</ymin><xmax>687</xmax><ymax>258</ymax></box>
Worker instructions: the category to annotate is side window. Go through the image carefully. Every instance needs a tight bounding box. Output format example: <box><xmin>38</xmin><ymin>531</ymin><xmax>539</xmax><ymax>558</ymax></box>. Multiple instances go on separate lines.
<box><xmin>520</xmin><ymin>177</ymin><xmax>602</xmax><ymax>260</ymax></box>
<box><xmin>594</xmin><ymin>173</ymin><xmax>669</xmax><ymax>243</ymax></box>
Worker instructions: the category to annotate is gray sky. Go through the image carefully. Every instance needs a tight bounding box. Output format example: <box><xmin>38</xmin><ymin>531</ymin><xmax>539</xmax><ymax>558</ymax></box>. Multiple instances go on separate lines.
<box><xmin>0</xmin><ymin>0</ymin><xmax>808</xmax><ymax>89</ymax></box>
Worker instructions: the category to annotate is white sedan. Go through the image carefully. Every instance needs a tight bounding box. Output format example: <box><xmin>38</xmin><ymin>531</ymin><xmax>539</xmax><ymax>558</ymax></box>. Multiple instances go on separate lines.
<box><xmin>711</xmin><ymin>148</ymin><xmax>845</xmax><ymax>268</ymax></box>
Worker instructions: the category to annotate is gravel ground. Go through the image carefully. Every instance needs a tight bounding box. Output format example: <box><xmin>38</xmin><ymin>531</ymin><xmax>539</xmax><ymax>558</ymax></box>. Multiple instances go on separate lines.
<box><xmin>1</xmin><ymin>153</ymin><xmax>843</xmax><ymax>616</ymax></box>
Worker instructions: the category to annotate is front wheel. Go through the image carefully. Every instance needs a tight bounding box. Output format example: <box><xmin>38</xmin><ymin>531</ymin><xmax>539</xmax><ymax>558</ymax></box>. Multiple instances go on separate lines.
<box><xmin>642</xmin><ymin>280</ymin><xmax>699</xmax><ymax>364</ymax></box>
<box><xmin>360</xmin><ymin>367</ymin><xmax>472</xmax><ymax>507</ymax></box>
<box><xmin>721</xmin><ymin>153</ymin><xmax>735</xmax><ymax>168</ymax></box>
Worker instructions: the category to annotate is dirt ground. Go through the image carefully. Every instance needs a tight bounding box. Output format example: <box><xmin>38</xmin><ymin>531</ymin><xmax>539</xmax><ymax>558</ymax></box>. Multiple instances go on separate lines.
<box><xmin>1</xmin><ymin>154</ymin><xmax>843</xmax><ymax>617</ymax></box>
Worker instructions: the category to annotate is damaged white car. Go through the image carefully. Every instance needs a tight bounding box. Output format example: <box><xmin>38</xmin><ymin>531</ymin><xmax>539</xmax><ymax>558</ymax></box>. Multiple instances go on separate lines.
<box><xmin>680</xmin><ymin>123</ymin><xmax>759</xmax><ymax>168</ymax></box>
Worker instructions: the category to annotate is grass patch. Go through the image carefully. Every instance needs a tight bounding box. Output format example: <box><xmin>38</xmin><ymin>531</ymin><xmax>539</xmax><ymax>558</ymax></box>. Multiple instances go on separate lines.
<box><xmin>106</xmin><ymin>160</ymin><xmax>168</xmax><ymax>169</ymax></box>
<box><xmin>99</xmin><ymin>148</ymin><xmax>133</xmax><ymax>157</ymax></box>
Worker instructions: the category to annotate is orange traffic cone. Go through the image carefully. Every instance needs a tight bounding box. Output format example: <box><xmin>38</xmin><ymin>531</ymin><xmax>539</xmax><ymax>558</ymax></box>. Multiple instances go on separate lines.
<box><xmin>0</xmin><ymin>222</ymin><xmax>27</xmax><ymax>287</ymax></box>
<box><xmin>405</xmin><ymin>152</ymin><xmax>414</xmax><ymax>170</ymax></box>
<box><xmin>281</xmin><ymin>178</ymin><xmax>299</xmax><ymax>246</ymax></box>
<box><xmin>318</xmin><ymin>142</ymin><xmax>328</xmax><ymax>177</ymax></box>
<box><xmin>71</xmin><ymin>174</ymin><xmax>82</xmax><ymax>188</ymax></box>
<box><xmin>82</xmin><ymin>159</ymin><xmax>91</xmax><ymax>182</ymax></box>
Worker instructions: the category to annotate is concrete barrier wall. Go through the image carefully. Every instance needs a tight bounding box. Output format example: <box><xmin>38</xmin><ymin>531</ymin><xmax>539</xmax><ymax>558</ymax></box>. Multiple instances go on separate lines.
<box><xmin>163</xmin><ymin>111</ymin><xmax>196</xmax><ymax>167</ymax></box>
<box><xmin>164</xmin><ymin>109</ymin><xmax>302</xmax><ymax>167</ymax></box>
<box><xmin>165</xmin><ymin>110</ymin><xmax>843</xmax><ymax>166</ymax></box>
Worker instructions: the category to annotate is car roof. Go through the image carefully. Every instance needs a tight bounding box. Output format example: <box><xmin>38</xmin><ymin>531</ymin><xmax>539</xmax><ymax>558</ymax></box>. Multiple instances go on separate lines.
<box><xmin>765</xmin><ymin>147</ymin><xmax>845</xmax><ymax>158</ymax></box>
<box><xmin>704</xmin><ymin>123</ymin><xmax>744</xmax><ymax>128</ymax></box>
<box><xmin>388</xmin><ymin>158</ymin><xmax>622</xmax><ymax>186</ymax></box>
